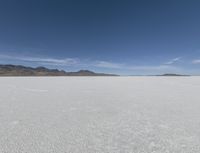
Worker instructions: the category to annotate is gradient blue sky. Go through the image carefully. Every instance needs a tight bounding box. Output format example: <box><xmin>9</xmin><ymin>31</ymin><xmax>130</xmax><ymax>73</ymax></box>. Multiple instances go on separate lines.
<box><xmin>0</xmin><ymin>0</ymin><xmax>200</xmax><ymax>75</ymax></box>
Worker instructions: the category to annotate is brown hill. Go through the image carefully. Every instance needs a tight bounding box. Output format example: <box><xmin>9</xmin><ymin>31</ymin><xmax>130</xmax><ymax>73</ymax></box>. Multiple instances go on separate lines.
<box><xmin>0</xmin><ymin>64</ymin><xmax>118</xmax><ymax>76</ymax></box>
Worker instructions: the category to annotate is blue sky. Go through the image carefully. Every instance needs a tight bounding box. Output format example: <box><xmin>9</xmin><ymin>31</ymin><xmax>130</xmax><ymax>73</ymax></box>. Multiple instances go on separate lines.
<box><xmin>0</xmin><ymin>0</ymin><xmax>200</xmax><ymax>75</ymax></box>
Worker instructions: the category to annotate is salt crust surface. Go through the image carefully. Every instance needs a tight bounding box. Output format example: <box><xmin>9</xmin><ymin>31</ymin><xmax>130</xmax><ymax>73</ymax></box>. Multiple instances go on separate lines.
<box><xmin>0</xmin><ymin>77</ymin><xmax>200</xmax><ymax>153</ymax></box>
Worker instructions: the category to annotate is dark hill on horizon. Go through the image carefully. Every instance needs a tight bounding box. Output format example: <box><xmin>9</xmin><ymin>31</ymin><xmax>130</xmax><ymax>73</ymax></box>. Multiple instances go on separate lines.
<box><xmin>158</xmin><ymin>73</ymin><xmax>190</xmax><ymax>76</ymax></box>
<box><xmin>0</xmin><ymin>64</ymin><xmax>118</xmax><ymax>76</ymax></box>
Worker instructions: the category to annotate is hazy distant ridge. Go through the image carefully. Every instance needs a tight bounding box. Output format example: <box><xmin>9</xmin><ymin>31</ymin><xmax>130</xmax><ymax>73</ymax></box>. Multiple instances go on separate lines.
<box><xmin>0</xmin><ymin>64</ymin><xmax>117</xmax><ymax>76</ymax></box>
<box><xmin>158</xmin><ymin>73</ymin><xmax>190</xmax><ymax>76</ymax></box>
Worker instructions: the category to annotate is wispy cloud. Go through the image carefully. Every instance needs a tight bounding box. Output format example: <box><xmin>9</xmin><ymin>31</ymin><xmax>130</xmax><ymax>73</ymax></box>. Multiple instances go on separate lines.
<box><xmin>165</xmin><ymin>57</ymin><xmax>181</xmax><ymax>65</ymax></box>
<box><xmin>192</xmin><ymin>59</ymin><xmax>200</xmax><ymax>64</ymax></box>
<box><xmin>94</xmin><ymin>60</ymin><xmax>178</xmax><ymax>72</ymax></box>
<box><xmin>128</xmin><ymin>65</ymin><xmax>174</xmax><ymax>71</ymax></box>
<box><xmin>0</xmin><ymin>54</ymin><xmax>79</xmax><ymax>66</ymax></box>
<box><xmin>0</xmin><ymin>53</ymin><xmax>182</xmax><ymax>74</ymax></box>
<box><xmin>95</xmin><ymin>61</ymin><xmax>123</xmax><ymax>69</ymax></box>
<box><xmin>20</xmin><ymin>57</ymin><xmax>78</xmax><ymax>66</ymax></box>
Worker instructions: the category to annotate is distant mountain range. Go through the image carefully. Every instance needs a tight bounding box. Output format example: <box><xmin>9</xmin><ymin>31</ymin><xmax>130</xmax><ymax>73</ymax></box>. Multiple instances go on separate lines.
<box><xmin>158</xmin><ymin>73</ymin><xmax>190</xmax><ymax>76</ymax></box>
<box><xmin>0</xmin><ymin>64</ymin><xmax>191</xmax><ymax>76</ymax></box>
<box><xmin>0</xmin><ymin>64</ymin><xmax>118</xmax><ymax>76</ymax></box>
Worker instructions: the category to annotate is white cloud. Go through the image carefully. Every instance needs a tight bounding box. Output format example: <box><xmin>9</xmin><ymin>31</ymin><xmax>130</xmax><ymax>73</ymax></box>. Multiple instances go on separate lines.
<box><xmin>94</xmin><ymin>60</ymin><xmax>178</xmax><ymax>72</ymax></box>
<box><xmin>95</xmin><ymin>61</ymin><xmax>123</xmax><ymax>69</ymax></box>
<box><xmin>128</xmin><ymin>65</ymin><xmax>173</xmax><ymax>70</ymax></box>
<box><xmin>192</xmin><ymin>59</ymin><xmax>200</xmax><ymax>64</ymax></box>
<box><xmin>165</xmin><ymin>57</ymin><xmax>181</xmax><ymax>65</ymax></box>
<box><xmin>0</xmin><ymin>54</ymin><xmax>79</xmax><ymax>66</ymax></box>
<box><xmin>0</xmin><ymin>53</ymin><xmax>182</xmax><ymax>74</ymax></box>
<box><xmin>20</xmin><ymin>57</ymin><xmax>78</xmax><ymax>66</ymax></box>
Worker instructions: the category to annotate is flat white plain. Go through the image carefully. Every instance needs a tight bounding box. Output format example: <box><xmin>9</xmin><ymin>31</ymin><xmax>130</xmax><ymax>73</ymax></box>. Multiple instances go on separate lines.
<box><xmin>0</xmin><ymin>77</ymin><xmax>200</xmax><ymax>153</ymax></box>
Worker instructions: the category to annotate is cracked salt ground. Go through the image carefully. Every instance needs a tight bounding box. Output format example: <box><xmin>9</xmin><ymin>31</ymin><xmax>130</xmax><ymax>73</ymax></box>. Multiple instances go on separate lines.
<box><xmin>0</xmin><ymin>77</ymin><xmax>200</xmax><ymax>153</ymax></box>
